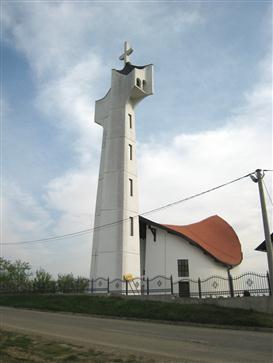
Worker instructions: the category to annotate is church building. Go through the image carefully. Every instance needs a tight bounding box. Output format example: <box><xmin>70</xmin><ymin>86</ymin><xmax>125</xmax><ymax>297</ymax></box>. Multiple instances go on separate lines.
<box><xmin>90</xmin><ymin>43</ymin><xmax>243</xmax><ymax>291</ymax></box>
<box><xmin>139</xmin><ymin>215</ymin><xmax>242</xmax><ymax>280</ymax></box>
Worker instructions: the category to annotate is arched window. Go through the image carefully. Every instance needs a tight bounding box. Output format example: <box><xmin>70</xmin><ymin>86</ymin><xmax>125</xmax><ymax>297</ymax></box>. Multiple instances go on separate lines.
<box><xmin>136</xmin><ymin>78</ymin><xmax>141</xmax><ymax>87</ymax></box>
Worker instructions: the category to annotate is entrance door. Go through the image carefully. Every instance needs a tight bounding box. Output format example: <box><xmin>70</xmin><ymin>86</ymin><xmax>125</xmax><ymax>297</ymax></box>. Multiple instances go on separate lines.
<box><xmin>179</xmin><ymin>281</ymin><xmax>190</xmax><ymax>297</ymax></box>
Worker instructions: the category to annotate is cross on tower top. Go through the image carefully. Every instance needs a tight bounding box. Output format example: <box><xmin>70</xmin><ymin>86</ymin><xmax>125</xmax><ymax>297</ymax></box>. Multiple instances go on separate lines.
<box><xmin>119</xmin><ymin>41</ymin><xmax>133</xmax><ymax>65</ymax></box>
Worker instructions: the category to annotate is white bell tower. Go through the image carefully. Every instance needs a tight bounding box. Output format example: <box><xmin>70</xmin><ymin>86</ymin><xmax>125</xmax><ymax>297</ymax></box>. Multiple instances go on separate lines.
<box><xmin>90</xmin><ymin>42</ymin><xmax>154</xmax><ymax>281</ymax></box>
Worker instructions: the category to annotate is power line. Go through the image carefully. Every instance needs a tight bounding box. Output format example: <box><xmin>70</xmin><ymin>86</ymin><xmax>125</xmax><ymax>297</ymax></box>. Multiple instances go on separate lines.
<box><xmin>4</xmin><ymin>228</ymin><xmax>94</xmax><ymax>245</ymax></box>
<box><xmin>263</xmin><ymin>179</ymin><xmax>273</xmax><ymax>207</ymax></box>
<box><xmin>141</xmin><ymin>172</ymin><xmax>251</xmax><ymax>217</ymax></box>
<box><xmin>1</xmin><ymin>170</ymin><xmax>259</xmax><ymax>246</ymax></box>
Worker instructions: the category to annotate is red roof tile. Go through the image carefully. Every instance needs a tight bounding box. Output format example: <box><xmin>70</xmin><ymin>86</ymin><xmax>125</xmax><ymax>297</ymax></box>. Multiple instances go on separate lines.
<box><xmin>162</xmin><ymin>215</ymin><xmax>243</xmax><ymax>266</ymax></box>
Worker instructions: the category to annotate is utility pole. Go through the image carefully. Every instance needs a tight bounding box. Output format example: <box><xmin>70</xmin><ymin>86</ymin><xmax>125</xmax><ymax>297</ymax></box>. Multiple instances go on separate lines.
<box><xmin>251</xmin><ymin>169</ymin><xmax>273</xmax><ymax>294</ymax></box>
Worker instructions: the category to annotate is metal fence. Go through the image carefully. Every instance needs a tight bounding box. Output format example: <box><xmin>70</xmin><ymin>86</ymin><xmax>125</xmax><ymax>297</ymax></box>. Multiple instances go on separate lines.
<box><xmin>89</xmin><ymin>272</ymin><xmax>271</xmax><ymax>298</ymax></box>
<box><xmin>1</xmin><ymin>272</ymin><xmax>271</xmax><ymax>297</ymax></box>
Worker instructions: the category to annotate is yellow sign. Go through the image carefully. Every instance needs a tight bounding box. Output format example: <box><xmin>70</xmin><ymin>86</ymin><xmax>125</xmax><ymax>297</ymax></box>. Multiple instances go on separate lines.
<box><xmin>123</xmin><ymin>273</ymin><xmax>134</xmax><ymax>281</ymax></box>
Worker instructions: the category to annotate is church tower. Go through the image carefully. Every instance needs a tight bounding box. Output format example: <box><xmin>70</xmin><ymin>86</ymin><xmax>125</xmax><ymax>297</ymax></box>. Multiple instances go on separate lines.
<box><xmin>91</xmin><ymin>42</ymin><xmax>153</xmax><ymax>281</ymax></box>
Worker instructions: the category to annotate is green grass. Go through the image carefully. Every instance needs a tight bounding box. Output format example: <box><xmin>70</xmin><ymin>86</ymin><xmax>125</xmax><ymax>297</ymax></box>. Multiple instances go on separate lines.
<box><xmin>0</xmin><ymin>294</ymin><xmax>272</xmax><ymax>328</ymax></box>
<box><xmin>0</xmin><ymin>330</ymin><xmax>152</xmax><ymax>363</ymax></box>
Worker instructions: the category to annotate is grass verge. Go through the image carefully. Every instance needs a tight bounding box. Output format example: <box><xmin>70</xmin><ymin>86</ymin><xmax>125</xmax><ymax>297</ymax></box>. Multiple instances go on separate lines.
<box><xmin>0</xmin><ymin>294</ymin><xmax>272</xmax><ymax>329</ymax></box>
<box><xmin>0</xmin><ymin>329</ymin><xmax>154</xmax><ymax>363</ymax></box>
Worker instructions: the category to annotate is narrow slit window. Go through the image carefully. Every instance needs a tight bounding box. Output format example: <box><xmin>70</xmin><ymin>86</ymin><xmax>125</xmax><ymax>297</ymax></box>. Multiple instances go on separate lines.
<box><xmin>128</xmin><ymin>114</ymin><xmax>132</xmax><ymax>129</ymax></box>
<box><xmin>142</xmin><ymin>80</ymin><xmax>146</xmax><ymax>90</ymax></box>
<box><xmin>129</xmin><ymin>178</ymin><xmax>133</xmax><ymax>196</ymax></box>
<box><xmin>129</xmin><ymin>144</ymin><xmax>133</xmax><ymax>160</ymax></box>
<box><xmin>130</xmin><ymin>217</ymin><xmax>134</xmax><ymax>236</ymax></box>
<box><xmin>136</xmin><ymin>78</ymin><xmax>141</xmax><ymax>87</ymax></box>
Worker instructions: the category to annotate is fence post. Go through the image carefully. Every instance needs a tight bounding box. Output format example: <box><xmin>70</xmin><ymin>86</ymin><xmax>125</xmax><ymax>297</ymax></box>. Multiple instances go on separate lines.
<box><xmin>228</xmin><ymin>270</ymin><xmax>234</xmax><ymax>298</ymax></box>
<box><xmin>147</xmin><ymin>277</ymin><xmax>150</xmax><ymax>295</ymax></box>
<box><xmin>266</xmin><ymin>272</ymin><xmax>272</xmax><ymax>296</ymax></box>
<box><xmin>91</xmin><ymin>279</ymin><xmax>94</xmax><ymax>294</ymax></box>
<box><xmin>170</xmin><ymin>275</ymin><xmax>174</xmax><ymax>295</ymax></box>
<box><xmin>198</xmin><ymin>278</ymin><xmax>202</xmax><ymax>299</ymax></box>
<box><xmin>107</xmin><ymin>277</ymin><xmax>110</xmax><ymax>294</ymax></box>
<box><xmin>141</xmin><ymin>277</ymin><xmax>145</xmax><ymax>295</ymax></box>
<box><xmin>126</xmin><ymin>279</ymin><xmax>128</xmax><ymax>295</ymax></box>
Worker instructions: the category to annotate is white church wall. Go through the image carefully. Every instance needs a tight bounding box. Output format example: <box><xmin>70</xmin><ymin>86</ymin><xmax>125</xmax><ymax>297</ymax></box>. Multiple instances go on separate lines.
<box><xmin>145</xmin><ymin>227</ymin><xmax>229</xmax><ymax>284</ymax></box>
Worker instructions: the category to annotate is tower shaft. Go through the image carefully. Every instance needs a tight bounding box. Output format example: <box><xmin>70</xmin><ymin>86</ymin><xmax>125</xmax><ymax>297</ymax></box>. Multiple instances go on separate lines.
<box><xmin>91</xmin><ymin>62</ymin><xmax>153</xmax><ymax>281</ymax></box>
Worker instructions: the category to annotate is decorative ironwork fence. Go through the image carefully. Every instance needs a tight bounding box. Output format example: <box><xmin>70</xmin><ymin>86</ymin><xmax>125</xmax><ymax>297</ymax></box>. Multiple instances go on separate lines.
<box><xmin>1</xmin><ymin>272</ymin><xmax>271</xmax><ymax>297</ymax></box>
<box><xmin>88</xmin><ymin>272</ymin><xmax>271</xmax><ymax>297</ymax></box>
<box><xmin>232</xmin><ymin>272</ymin><xmax>270</xmax><ymax>297</ymax></box>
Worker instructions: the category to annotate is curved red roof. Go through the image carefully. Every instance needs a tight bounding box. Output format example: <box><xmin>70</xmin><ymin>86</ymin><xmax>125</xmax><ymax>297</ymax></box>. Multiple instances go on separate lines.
<box><xmin>162</xmin><ymin>215</ymin><xmax>243</xmax><ymax>266</ymax></box>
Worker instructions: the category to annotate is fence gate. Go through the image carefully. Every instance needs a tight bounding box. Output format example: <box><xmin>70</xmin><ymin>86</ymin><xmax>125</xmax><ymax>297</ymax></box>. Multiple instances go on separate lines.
<box><xmin>178</xmin><ymin>281</ymin><xmax>190</xmax><ymax>297</ymax></box>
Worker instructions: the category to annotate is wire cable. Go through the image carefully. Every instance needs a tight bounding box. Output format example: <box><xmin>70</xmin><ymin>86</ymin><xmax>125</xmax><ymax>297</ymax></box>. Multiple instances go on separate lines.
<box><xmin>141</xmin><ymin>172</ymin><xmax>251</xmax><ymax>217</ymax></box>
<box><xmin>0</xmin><ymin>170</ymin><xmax>256</xmax><ymax>246</ymax></box>
<box><xmin>263</xmin><ymin>179</ymin><xmax>273</xmax><ymax>206</ymax></box>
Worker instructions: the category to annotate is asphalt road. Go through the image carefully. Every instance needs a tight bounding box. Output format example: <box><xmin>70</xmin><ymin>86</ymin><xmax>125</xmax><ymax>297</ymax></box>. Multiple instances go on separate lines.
<box><xmin>1</xmin><ymin>307</ymin><xmax>272</xmax><ymax>363</ymax></box>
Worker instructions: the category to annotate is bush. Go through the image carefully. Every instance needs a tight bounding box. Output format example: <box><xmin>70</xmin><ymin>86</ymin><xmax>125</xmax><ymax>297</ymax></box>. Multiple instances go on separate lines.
<box><xmin>57</xmin><ymin>274</ymin><xmax>75</xmax><ymax>293</ymax></box>
<box><xmin>57</xmin><ymin>274</ymin><xmax>89</xmax><ymax>293</ymax></box>
<box><xmin>32</xmin><ymin>269</ymin><xmax>56</xmax><ymax>293</ymax></box>
<box><xmin>0</xmin><ymin>258</ymin><xmax>32</xmax><ymax>292</ymax></box>
<box><xmin>74</xmin><ymin>277</ymin><xmax>89</xmax><ymax>293</ymax></box>
<box><xmin>0</xmin><ymin>258</ymin><xmax>89</xmax><ymax>294</ymax></box>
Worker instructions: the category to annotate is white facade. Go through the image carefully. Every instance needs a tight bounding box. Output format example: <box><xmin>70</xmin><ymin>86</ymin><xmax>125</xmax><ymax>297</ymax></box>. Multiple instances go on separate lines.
<box><xmin>143</xmin><ymin>227</ymin><xmax>228</xmax><ymax>280</ymax></box>
<box><xmin>141</xmin><ymin>222</ymin><xmax>235</xmax><ymax>295</ymax></box>
<box><xmin>91</xmin><ymin>59</ymin><xmax>153</xmax><ymax>281</ymax></box>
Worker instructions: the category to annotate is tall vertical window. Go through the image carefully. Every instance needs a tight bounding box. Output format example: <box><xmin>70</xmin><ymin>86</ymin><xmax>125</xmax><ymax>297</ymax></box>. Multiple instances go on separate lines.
<box><xmin>129</xmin><ymin>144</ymin><xmax>133</xmax><ymax>160</ymax></box>
<box><xmin>128</xmin><ymin>114</ymin><xmax>132</xmax><ymax>129</ymax></box>
<box><xmin>177</xmin><ymin>259</ymin><xmax>189</xmax><ymax>277</ymax></box>
<box><xmin>129</xmin><ymin>178</ymin><xmax>133</xmax><ymax>196</ymax></box>
<box><xmin>130</xmin><ymin>217</ymin><xmax>134</xmax><ymax>236</ymax></box>
<box><xmin>136</xmin><ymin>78</ymin><xmax>141</xmax><ymax>87</ymax></box>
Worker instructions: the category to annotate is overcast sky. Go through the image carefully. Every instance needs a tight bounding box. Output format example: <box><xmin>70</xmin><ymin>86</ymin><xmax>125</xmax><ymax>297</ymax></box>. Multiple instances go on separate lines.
<box><xmin>2</xmin><ymin>1</ymin><xmax>272</xmax><ymax>278</ymax></box>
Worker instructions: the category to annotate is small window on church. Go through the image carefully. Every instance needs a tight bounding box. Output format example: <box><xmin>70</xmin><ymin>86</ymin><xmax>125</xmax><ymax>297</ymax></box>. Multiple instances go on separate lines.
<box><xmin>142</xmin><ymin>80</ymin><xmax>146</xmax><ymax>90</ymax></box>
<box><xmin>136</xmin><ymin>78</ymin><xmax>141</xmax><ymax>87</ymax></box>
<box><xmin>128</xmin><ymin>114</ymin><xmax>132</xmax><ymax>129</ymax></box>
<box><xmin>177</xmin><ymin>259</ymin><xmax>189</xmax><ymax>277</ymax></box>
<box><xmin>129</xmin><ymin>144</ymin><xmax>133</xmax><ymax>160</ymax></box>
<box><xmin>129</xmin><ymin>178</ymin><xmax>133</xmax><ymax>196</ymax></box>
<box><xmin>130</xmin><ymin>217</ymin><xmax>134</xmax><ymax>236</ymax></box>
